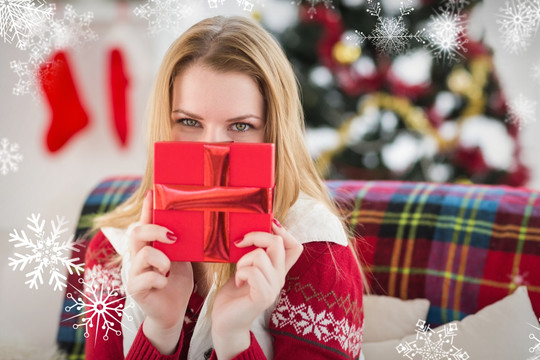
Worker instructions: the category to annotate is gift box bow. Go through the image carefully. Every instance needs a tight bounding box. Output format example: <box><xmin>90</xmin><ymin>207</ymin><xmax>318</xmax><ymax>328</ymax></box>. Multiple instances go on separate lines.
<box><xmin>153</xmin><ymin>141</ymin><xmax>275</xmax><ymax>262</ymax></box>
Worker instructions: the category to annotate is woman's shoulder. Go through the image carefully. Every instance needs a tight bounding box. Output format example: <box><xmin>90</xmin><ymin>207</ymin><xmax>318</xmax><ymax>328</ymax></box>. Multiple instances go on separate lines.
<box><xmin>85</xmin><ymin>230</ymin><xmax>117</xmax><ymax>266</ymax></box>
<box><xmin>288</xmin><ymin>241</ymin><xmax>362</xmax><ymax>288</ymax></box>
<box><xmin>86</xmin><ymin>222</ymin><xmax>139</xmax><ymax>264</ymax></box>
<box><xmin>282</xmin><ymin>192</ymin><xmax>348</xmax><ymax>246</ymax></box>
<box><xmin>85</xmin><ymin>221</ymin><xmax>135</xmax><ymax>262</ymax></box>
<box><xmin>282</xmin><ymin>192</ymin><xmax>361</xmax><ymax>291</ymax></box>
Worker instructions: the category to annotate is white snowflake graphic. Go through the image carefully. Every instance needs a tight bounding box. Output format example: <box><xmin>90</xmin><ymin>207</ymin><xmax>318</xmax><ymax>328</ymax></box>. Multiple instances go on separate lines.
<box><xmin>508</xmin><ymin>270</ymin><xmax>531</xmax><ymax>286</ymax></box>
<box><xmin>271</xmin><ymin>292</ymin><xmax>362</xmax><ymax>357</ymax></box>
<box><xmin>208</xmin><ymin>0</ymin><xmax>225</xmax><ymax>7</ymax></box>
<box><xmin>64</xmin><ymin>275</ymin><xmax>134</xmax><ymax>341</ymax></box>
<box><xmin>208</xmin><ymin>0</ymin><xmax>264</xmax><ymax>12</ymax></box>
<box><xmin>506</xmin><ymin>93</ymin><xmax>538</xmax><ymax>130</ymax></box>
<box><xmin>0</xmin><ymin>0</ymin><xmax>55</xmax><ymax>49</ymax></box>
<box><xmin>10</xmin><ymin>4</ymin><xmax>97</xmax><ymax>97</ymax></box>
<box><xmin>134</xmin><ymin>0</ymin><xmax>195</xmax><ymax>35</ymax></box>
<box><xmin>84</xmin><ymin>264</ymin><xmax>124</xmax><ymax>296</ymax></box>
<box><xmin>349</xmin><ymin>0</ymin><xmax>424</xmax><ymax>56</ymax></box>
<box><xmin>529</xmin><ymin>319</ymin><xmax>540</xmax><ymax>360</ymax></box>
<box><xmin>292</xmin><ymin>0</ymin><xmax>334</xmax><ymax>18</ymax></box>
<box><xmin>396</xmin><ymin>319</ymin><xmax>469</xmax><ymax>360</ymax></box>
<box><xmin>10</xmin><ymin>59</ymin><xmax>41</xmax><ymax>96</ymax></box>
<box><xmin>425</xmin><ymin>0</ymin><xmax>468</xmax><ymax>64</ymax></box>
<box><xmin>532</xmin><ymin>0</ymin><xmax>540</xmax><ymax>29</ymax></box>
<box><xmin>48</xmin><ymin>4</ymin><xmax>97</xmax><ymax>49</ymax></box>
<box><xmin>0</xmin><ymin>137</ymin><xmax>23</xmax><ymax>175</ymax></box>
<box><xmin>11</xmin><ymin>13</ymin><xmax>58</xmax><ymax>96</ymax></box>
<box><xmin>8</xmin><ymin>214</ymin><xmax>84</xmax><ymax>291</ymax></box>
<box><xmin>533</xmin><ymin>62</ymin><xmax>540</xmax><ymax>84</ymax></box>
<box><xmin>497</xmin><ymin>0</ymin><xmax>539</xmax><ymax>54</ymax></box>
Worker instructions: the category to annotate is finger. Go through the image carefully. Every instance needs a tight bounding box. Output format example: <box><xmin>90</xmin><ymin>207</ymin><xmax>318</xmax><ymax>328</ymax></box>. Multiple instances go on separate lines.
<box><xmin>237</xmin><ymin>231</ymin><xmax>286</xmax><ymax>271</ymax></box>
<box><xmin>139</xmin><ymin>189</ymin><xmax>153</xmax><ymax>225</ymax></box>
<box><xmin>271</xmin><ymin>221</ymin><xmax>303</xmax><ymax>271</ymax></box>
<box><xmin>235</xmin><ymin>266</ymin><xmax>275</xmax><ymax>305</ymax></box>
<box><xmin>130</xmin><ymin>246</ymin><xmax>171</xmax><ymax>277</ymax></box>
<box><xmin>130</xmin><ymin>224</ymin><xmax>177</xmax><ymax>254</ymax></box>
<box><xmin>127</xmin><ymin>271</ymin><xmax>168</xmax><ymax>296</ymax></box>
<box><xmin>236</xmin><ymin>248</ymin><xmax>277</xmax><ymax>288</ymax></box>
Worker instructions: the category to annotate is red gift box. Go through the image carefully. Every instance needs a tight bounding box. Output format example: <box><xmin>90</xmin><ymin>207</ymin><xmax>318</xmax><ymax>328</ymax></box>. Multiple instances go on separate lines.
<box><xmin>153</xmin><ymin>141</ymin><xmax>275</xmax><ymax>263</ymax></box>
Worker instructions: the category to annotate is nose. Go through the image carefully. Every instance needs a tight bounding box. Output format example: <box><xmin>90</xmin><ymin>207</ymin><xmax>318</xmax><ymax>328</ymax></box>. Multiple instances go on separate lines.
<box><xmin>201</xmin><ymin>127</ymin><xmax>230</xmax><ymax>143</ymax></box>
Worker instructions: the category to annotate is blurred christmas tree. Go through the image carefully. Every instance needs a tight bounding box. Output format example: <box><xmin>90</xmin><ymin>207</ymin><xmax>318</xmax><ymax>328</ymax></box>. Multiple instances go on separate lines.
<box><xmin>272</xmin><ymin>0</ymin><xmax>529</xmax><ymax>185</ymax></box>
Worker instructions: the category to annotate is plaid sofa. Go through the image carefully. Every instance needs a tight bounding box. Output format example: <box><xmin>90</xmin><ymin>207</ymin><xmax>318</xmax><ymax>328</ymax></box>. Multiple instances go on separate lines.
<box><xmin>57</xmin><ymin>177</ymin><xmax>540</xmax><ymax>358</ymax></box>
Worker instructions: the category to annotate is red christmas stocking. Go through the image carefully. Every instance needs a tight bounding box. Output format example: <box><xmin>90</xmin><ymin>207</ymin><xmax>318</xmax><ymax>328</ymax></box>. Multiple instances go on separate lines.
<box><xmin>39</xmin><ymin>51</ymin><xmax>90</xmax><ymax>153</ymax></box>
<box><xmin>108</xmin><ymin>47</ymin><xmax>130</xmax><ymax>147</ymax></box>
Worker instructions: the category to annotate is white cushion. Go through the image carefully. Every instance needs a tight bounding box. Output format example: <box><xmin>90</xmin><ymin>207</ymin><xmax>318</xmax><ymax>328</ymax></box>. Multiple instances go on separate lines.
<box><xmin>362</xmin><ymin>286</ymin><xmax>540</xmax><ymax>360</ymax></box>
<box><xmin>363</xmin><ymin>295</ymin><xmax>430</xmax><ymax>342</ymax></box>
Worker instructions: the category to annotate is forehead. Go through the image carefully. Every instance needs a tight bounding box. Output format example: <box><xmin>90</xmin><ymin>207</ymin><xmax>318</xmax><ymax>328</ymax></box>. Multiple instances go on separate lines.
<box><xmin>171</xmin><ymin>65</ymin><xmax>263</xmax><ymax>113</ymax></box>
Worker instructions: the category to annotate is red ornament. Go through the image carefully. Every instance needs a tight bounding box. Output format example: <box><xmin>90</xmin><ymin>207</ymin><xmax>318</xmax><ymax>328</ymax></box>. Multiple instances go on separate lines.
<box><xmin>453</xmin><ymin>146</ymin><xmax>489</xmax><ymax>175</ymax></box>
<box><xmin>301</xmin><ymin>5</ymin><xmax>344</xmax><ymax>70</ymax></box>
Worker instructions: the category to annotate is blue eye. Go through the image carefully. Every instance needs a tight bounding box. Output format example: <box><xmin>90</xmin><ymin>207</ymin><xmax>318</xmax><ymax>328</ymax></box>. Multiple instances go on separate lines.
<box><xmin>232</xmin><ymin>123</ymin><xmax>250</xmax><ymax>132</ymax></box>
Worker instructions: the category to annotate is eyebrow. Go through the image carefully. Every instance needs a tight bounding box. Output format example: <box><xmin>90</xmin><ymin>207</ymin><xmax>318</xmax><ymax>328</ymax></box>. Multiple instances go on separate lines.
<box><xmin>171</xmin><ymin>109</ymin><xmax>203</xmax><ymax>119</ymax></box>
<box><xmin>171</xmin><ymin>108</ymin><xmax>262</xmax><ymax>122</ymax></box>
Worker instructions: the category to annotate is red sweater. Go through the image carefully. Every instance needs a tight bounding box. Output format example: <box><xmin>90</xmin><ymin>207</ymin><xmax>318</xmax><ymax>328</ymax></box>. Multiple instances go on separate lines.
<box><xmin>83</xmin><ymin>231</ymin><xmax>363</xmax><ymax>359</ymax></box>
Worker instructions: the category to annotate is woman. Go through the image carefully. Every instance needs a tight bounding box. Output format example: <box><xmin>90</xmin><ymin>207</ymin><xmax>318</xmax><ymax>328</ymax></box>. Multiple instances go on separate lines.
<box><xmin>85</xmin><ymin>15</ymin><xmax>364</xmax><ymax>360</ymax></box>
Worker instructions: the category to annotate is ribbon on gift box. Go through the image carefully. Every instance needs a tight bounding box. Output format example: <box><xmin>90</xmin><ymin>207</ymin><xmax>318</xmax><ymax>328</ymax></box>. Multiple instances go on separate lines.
<box><xmin>154</xmin><ymin>143</ymin><xmax>273</xmax><ymax>262</ymax></box>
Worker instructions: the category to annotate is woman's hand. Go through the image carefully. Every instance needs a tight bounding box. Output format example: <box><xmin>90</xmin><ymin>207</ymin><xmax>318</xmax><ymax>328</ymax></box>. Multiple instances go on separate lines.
<box><xmin>211</xmin><ymin>220</ymin><xmax>303</xmax><ymax>359</ymax></box>
<box><xmin>126</xmin><ymin>189</ymin><xmax>194</xmax><ymax>354</ymax></box>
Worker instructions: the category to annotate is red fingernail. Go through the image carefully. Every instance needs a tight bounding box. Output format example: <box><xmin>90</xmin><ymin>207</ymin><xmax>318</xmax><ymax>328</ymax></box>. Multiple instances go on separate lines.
<box><xmin>166</xmin><ymin>270</ymin><xmax>170</xmax><ymax>278</ymax></box>
<box><xmin>272</xmin><ymin>219</ymin><xmax>282</xmax><ymax>228</ymax></box>
<box><xmin>234</xmin><ymin>239</ymin><xmax>243</xmax><ymax>246</ymax></box>
<box><xmin>166</xmin><ymin>231</ymin><xmax>177</xmax><ymax>241</ymax></box>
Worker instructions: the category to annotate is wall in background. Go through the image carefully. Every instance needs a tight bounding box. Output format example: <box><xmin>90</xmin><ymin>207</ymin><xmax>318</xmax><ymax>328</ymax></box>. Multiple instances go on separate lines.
<box><xmin>470</xmin><ymin>1</ymin><xmax>540</xmax><ymax>189</ymax></box>
<box><xmin>0</xmin><ymin>2</ymin><xmax>158</xmax><ymax>351</ymax></box>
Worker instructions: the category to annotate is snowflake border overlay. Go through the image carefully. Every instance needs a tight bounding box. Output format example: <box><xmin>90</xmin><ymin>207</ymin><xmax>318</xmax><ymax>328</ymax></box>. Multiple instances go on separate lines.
<box><xmin>532</xmin><ymin>61</ymin><xmax>540</xmax><ymax>84</ymax></box>
<box><xmin>8</xmin><ymin>214</ymin><xmax>84</xmax><ymax>291</ymax></box>
<box><xmin>64</xmin><ymin>275</ymin><xmax>135</xmax><ymax>342</ymax></box>
<box><xmin>0</xmin><ymin>137</ymin><xmax>24</xmax><ymax>175</ymax></box>
<box><xmin>84</xmin><ymin>264</ymin><xmax>124</xmax><ymax>295</ymax></box>
<box><xmin>349</xmin><ymin>0</ymin><xmax>425</xmax><ymax>57</ymax></box>
<box><xmin>209</xmin><ymin>0</ymin><xmax>265</xmax><ymax>13</ymax></box>
<box><xmin>9</xmin><ymin>4</ymin><xmax>98</xmax><ymax>97</ymax></box>
<box><xmin>271</xmin><ymin>291</ymin><xmax>362</xmax><ymax>358</ymax></box>
<box><xmin>425</xmin><ymin>0</ymin><xmax>469</xmax><ymax>64</ymax></box>
<box><xmin>292</xmin><ymin>0</ymin><xmax>334</xmax><ymax>18</ymax></box>
<box><xmin>134</xmin><ymin>0</ymin><xmax>195</xmax><ymax>35</ymax></box>
<box><xmin>497</xmin><ymin>0</ymin><xmax>540</xmax><ymax>55</ymax></box>
<box><xmin>0</xmin><ymin>0</ymin><xmax>55</xmax><ymax>49</ymax></box>
<box><xmin>530</xmin><ymin>319</ymin><xmax>540</xmax><ymax>360</ymax></box>
<box><xmin>506</xmin><ymin>93</ymin><xmax>538</xmax><ymax>130</ymax></box>
<box><xmin>134</xmin><ymin>0</ymin><xmax>265</xmax><ymax>35</ymax></box>
<box><xmin>396</xmin><ymin>319</ymin><xmax>470</xmax><ymax>360</ymax></box>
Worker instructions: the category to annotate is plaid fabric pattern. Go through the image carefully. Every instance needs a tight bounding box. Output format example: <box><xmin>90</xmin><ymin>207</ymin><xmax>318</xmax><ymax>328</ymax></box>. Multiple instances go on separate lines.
<box><xmin>327</xmin><ymin>180</ymin><xmax>540</xmax><ymax>326</ymax></box>
<box><xmin>56</xmin><ymin>176</ymin><xmax>141</xmax><ymax>359</ymax></box>
<box><xmin>57</xmin><ymin>177</ymin><xmax>540</xmax><ymax>356</ymax></box>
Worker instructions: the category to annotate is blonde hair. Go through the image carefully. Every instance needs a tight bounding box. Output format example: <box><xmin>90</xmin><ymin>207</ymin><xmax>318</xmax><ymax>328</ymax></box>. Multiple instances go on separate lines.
<box><xmin>95</xmin><ymin>16</ymin><xmax>365</xmax><ymax>290</ymax></box>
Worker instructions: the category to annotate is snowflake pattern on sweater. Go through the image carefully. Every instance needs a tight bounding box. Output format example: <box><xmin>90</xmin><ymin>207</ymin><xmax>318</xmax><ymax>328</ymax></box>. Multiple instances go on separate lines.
<box><xmin>271</xmin><ymin>291</ymin><xmax>363</xmax><ymax>357</ymax></box>
<box><xmin>269</xmin><ymin>242</ymin><xmax>364</xmax><ymax>359</ymax></box>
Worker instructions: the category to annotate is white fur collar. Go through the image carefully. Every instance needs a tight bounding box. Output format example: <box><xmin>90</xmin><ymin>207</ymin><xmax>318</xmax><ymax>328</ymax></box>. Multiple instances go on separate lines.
<box><xmin>282</xmin><ymin>192</ymin><xmax>348</xmax><ymax>247</ymax></box>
